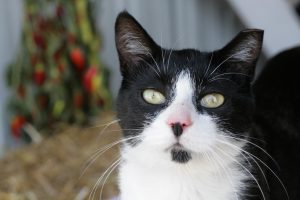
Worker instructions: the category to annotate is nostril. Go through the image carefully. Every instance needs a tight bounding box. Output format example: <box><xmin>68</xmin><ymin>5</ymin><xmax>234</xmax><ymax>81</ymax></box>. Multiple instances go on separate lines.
<box><xmin>167</xmin><ymin>120</ymin><xmax>192</xmax><ymax>127</ymax></box>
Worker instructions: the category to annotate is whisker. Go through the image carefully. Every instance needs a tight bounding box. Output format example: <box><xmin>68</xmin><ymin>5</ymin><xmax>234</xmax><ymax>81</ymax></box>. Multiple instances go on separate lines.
<box><xmin>227</xmin><ymin>133</ymin><xmax>266</xmax><ymax>144</ymax></box>
<box><xmin>135</xmin><ymin>40</ymin><xmax>162</xmax><ymax>77</ymax></box>
<box><xmin>88</xmin><ymin>157</ymin><xmax>121</xmax><ymax>200</ymax></box>
<box><xmin>209</xmin><ymin>149</ymin><xmax>239</xmax><ymax>200</ymax></box>
<box><xmin>217</xmin><ymin>138</ymin><xmax>289</xmax><ymax>199</ymax></box>
<box><xmin>103</xmin><ymin>128</ymin><xmax>144</xmax><ymax>133</ymax></box>
<box><xmin>140</xmin><ymin>59</ymin><xmax>161</xmax><ymax>77</ymax></box>
<box><xmin>99</xmin><ymin>159</ymin><xmax>122</xmax><ymax>200</ymax></box>
<box><xmin>208</xmin><ymin>72</ymin><xmax>250</xmax><ymax>82</ymax></box>
<box><xmin>159</xmin><ymin>32</ymin><xmax>167</xmax><ymax>74</ymax></box>
<box><xmin>96</xmin><ymin>120</ymin><xmax>122</xmax><ymax>139</ymax></box>
<box><xmin>80</xmin><ymin>136</ymin><xmax>141</xmax><ymax>179</ymax></box>
<box><xmin>214</xmin><ymin>146</ymin><xmax>266</xmax><ymax>200</ymax></box>
<box><xmin>199</xmin><ymin>52</ymin><xmax>214</xmax><ymax>90</ymax></box>
<box><xmin>182</xmin><ymin>163</ymin><xmax>202</xmax><ymax>198</ymax></box>
<box><xmin>203</xmin><ymin>151</ymin><xmax>223</xmax><ymax>181</ymax></box>
<box><xmin>208</xmin><ymin>77</ymin><xmax>238</xmax><ymax>85</ymax></box>
<box><xmin>216</xmin><ymin>138</ymin><xmax>269</xmax><ymax>191</ymax></box>
<box><xmin>166</xmin><ymin>49</ymin><xmax>173</xmax><ymax>73</ymax></box>
<box><xmin>222</xmin><ymin>135</ymin><xmax>279</xmax><ymax>167</ymax></box>
<box><xmin>208</xmin><ymin>52</ymin><xmax>245</xmax><ymax>77</ymax></box>
<box><xmin>147</xmin><ymin>52</ymin><xmax>162</xmax><ymax>76</ymax></box>
<box><xmin>166</xmin><ymin>33</ymin><xmax>185</xmax><ymax>73</ymax></box>
<box><xmin>88</xmin><ymin>119</ymin><xmax>120</xmax><ymax>129</ymax></box>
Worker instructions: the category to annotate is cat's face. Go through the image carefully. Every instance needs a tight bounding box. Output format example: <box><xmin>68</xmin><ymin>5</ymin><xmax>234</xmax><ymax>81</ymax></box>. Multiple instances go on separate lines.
<box><xmin>115</xmin><ymin>12</ymin><xmax>263</xmax><ymax>165</ymax></box>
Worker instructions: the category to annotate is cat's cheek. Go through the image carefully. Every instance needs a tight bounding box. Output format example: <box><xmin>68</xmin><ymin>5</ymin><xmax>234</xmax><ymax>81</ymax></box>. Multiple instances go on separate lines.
<box><xmin>180</xmin><ymin>132</ymin><xmax>217</xmax><ymax>153</ymax></box>
<box><xmin>141</xmin><ymin>124</ymin><xmax>176</xmax><ymax>149</ymax></box>
<box><xmin>179</xmin><ymin>115</ymin><xmax>220</xmax><ymax>153</ymax></box>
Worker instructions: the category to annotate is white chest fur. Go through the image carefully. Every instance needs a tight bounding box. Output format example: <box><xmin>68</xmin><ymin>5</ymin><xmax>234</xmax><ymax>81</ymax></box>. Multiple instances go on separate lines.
<box><xmin>117</xmin><ymin>73</ymin><xmax>248</xmax><ymax>200</ymax></box>
<box><xmin>118</xmin><ymin>149</ymin><xmax>246</xmax><ymax>200</ymax></box>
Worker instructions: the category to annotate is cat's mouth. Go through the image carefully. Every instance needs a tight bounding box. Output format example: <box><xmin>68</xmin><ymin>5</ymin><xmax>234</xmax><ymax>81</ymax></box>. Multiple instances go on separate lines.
<box><xmin>169</xmin><ymin>143</ymin><xmax>192</xmax><ymax>163</ymax></box>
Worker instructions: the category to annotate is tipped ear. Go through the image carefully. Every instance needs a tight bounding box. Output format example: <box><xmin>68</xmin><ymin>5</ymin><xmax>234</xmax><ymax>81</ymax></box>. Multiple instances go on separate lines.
<box><xmin>220</xmin><ymin>29</ymin><xmax>264</xmax><ymax>76</ymax></box>
<box><xmin>115</xmin><ymin>11</ymin><xmax>159</xmax><ymax>72</ymax></box>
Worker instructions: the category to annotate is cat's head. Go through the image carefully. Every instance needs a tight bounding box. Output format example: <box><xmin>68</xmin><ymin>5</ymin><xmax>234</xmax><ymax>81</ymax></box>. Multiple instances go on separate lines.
<box><xmin>115</xmin><ymin>12</ymin><xmax>263</xmax><ymax>165</ymax></box>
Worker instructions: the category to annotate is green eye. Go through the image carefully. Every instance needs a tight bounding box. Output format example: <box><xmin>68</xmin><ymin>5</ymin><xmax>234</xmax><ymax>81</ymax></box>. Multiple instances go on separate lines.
<box><xmin>200</xmin><ymin>93</ymin><xmax>224</xmax><ymax>108</ymax></box>
<box><xmin>142</xmin><ymin>89</ymin><xmax>166</xmax><ymax>105</ymax></box>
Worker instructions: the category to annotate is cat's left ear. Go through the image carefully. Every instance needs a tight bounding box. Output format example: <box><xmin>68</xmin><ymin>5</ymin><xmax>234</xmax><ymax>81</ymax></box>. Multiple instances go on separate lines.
<box><xmin>115</xmin><ymin>11</ymin><xmax>160</xmax><ymax>75</ymax></box>
<box><xmin>219</xmin><ymin>29</ymin><xmax>264</xmax><ymax>77</ymax></box>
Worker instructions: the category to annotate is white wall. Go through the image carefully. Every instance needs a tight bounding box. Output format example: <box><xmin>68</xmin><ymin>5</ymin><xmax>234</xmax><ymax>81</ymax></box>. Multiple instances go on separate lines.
<box><xmin>0</xmin><ymin>0</ymin><xmax>23</xmax><ymax>156</ymax></box>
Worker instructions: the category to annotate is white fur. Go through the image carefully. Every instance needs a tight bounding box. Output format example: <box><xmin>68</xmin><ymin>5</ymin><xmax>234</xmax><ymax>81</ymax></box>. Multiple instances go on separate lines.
<box><xmin>119</xmin><ymin>72</ymin><xmax>248</xmax><ymax>200</ymax></box>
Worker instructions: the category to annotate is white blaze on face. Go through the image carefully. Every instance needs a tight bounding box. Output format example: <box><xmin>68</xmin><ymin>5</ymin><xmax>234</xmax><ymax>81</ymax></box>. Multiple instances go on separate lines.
<box><xmin>120</xmin><ymin>72</ymin><xmax>247</xmax><ymax>200</ymax></box>
<box><xmin>129</xmin><ymin>72</ymin><xmax>221</xmax><ymax>161</ymax></box>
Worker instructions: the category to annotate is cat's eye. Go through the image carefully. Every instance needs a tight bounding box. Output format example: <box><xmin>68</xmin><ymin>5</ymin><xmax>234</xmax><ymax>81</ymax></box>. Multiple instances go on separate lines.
<box><xmin>200</xmin><ymin>93</ymin><xmax>224</xmax><ymax>108</ymax></box>
<box><xmin>142</xmin><ymin>89</ymin><xmax>166</xmax><ymax>105</ymax></box>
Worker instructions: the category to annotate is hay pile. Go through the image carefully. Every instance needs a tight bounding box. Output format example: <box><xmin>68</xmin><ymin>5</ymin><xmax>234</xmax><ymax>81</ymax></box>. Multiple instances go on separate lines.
<box><xmin>0</xmin><ymin>112</ymin><xmax>121</xmax><ymax>200</ymax></box>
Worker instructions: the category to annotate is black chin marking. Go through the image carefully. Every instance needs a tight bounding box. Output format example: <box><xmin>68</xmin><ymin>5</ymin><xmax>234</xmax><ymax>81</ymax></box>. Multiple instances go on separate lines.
<box><xmin>171</xmin><ymin>149</ymin><xmax>192</xmax><ymax>163</ymax></box>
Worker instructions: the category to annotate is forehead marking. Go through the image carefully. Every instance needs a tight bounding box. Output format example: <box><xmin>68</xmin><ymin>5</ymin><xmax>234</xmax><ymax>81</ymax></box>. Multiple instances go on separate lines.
<box><xmin>172</xmin><ymin>72</ymin><xmax>194</xmax><ymax>104</ymax></box>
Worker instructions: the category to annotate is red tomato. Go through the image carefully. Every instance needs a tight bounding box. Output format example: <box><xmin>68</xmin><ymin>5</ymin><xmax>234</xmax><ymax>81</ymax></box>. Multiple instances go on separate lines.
<box><xmin>11</xmin><ymin>116</ymin><xmax>26</xmax><ymax>138</ymax></box>
<box><xmin>70</xmin><ymin>48</ymin><xmax>85</xmax><ymax>70</ymax></box>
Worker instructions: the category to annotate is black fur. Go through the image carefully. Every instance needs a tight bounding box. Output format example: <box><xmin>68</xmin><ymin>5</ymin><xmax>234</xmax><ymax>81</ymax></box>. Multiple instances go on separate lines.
<box><xmin>115</xmin><ymin>11</ymin><xmax>300</xmax><ymax>199</ymax></box>
<box><xmin>115</xmin><ymin>12</ymin><xmax>262</xmax><ymax>143</ymax></box>
<box><xmin>171</xmin><ymin>148</ymin><xmax>192</xmax><ymax>163</ymax></box>
<box><xmin>252</xmin><ymin>47</ymin><xmax>300</xmax><ymax>200</ymax></box>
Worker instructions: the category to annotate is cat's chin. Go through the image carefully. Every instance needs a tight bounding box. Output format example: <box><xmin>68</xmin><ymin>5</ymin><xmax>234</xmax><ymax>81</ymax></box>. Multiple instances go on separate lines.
<box><xmin>170</xmin><ymin>144</ymin><xmax>192</xmax><ymax>163</ymax></box>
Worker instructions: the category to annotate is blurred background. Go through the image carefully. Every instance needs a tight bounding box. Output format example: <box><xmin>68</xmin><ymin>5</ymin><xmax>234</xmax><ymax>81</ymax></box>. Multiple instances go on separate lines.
<box><xmin>0</xmin><ymin>0</ymin><xmax>299</xmax><ymax>199</ymax></box>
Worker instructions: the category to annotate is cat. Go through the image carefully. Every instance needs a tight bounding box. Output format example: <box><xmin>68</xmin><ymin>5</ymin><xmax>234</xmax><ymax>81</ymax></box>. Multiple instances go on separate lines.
<box><xmin>114</xmin><ymin>11</ymin><xmax>300</xmax><ymax>200</ymax></box>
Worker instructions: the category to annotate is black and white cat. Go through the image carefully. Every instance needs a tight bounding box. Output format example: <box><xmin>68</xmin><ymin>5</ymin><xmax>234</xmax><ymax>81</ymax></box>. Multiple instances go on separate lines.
<box><xmin>114</xmin><ymin>11</ymin><xmax>300</xmax><ymax>200</ymax></box>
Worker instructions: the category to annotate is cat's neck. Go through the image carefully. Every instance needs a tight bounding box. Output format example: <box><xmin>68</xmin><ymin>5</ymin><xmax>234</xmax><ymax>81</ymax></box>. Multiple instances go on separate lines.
<box><xmin>118</xmin><ymin>146</ymin><xmax>247</xmax><ymax>200</ymax></box>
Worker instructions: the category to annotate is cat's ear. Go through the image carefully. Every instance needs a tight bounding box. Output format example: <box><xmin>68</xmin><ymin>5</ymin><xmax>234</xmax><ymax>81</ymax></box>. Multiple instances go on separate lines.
<box><xmin>219</xmin><ymin>29</ymin><xmax>264</xmax><ymax>76</ymax></box>
<box><xmin>115</xmin><ymin>11</ymin><xmax>159</xmax><ymax>74</ymax></box>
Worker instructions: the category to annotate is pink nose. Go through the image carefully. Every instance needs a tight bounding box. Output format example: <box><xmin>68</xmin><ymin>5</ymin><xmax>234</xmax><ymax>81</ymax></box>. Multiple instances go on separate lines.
<box><xmin>167</xmin><ymin>112</ymin><xmax>192</xmax><ymax>127</ymax></box>
<box><xmin>167</xmin><ymin>113</ymin><xmax>192</xmax><ymax>137</ymax></box>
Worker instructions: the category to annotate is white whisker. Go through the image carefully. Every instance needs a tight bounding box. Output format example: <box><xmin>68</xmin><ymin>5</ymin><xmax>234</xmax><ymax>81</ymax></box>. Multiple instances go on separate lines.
<box><xmin>88</xmin><ymin>157</ymin><xmax>121</xmax><ymax>200</ymax></box>
<box><xmin>217</xmin><ymin>138</ymin><xmax>289</xmax><ymax>199</ymax></box>
<box><xmin>199</xmin><ymin>52</ymin><xmax>214</xmax><ymax>90</ymax></box>
<box><xmin>209</xmin><ymin>149</ymin><xmax>239</xmax><ymax>200</ymax></box>
<box><xmin>95</xmin><ymin>120</ymin><xmax>122</xmax><ymax>143</ymax></box>
<box><xmin>222</xmin><ymin>135</ymin><xmax>279</xmax><ymax>167</ymax></box>
<box><xmin>80</xmin><ymin>136</ymin><xmax>141</xmax><ymax>179</ymax></box>
<box><xmin>214</xmin><ymin>146</ymin><xmax>266</xmax><ymax>200</ymax></box>
<box><xmin>208</xmin><ymin>52</ymin><xmax>245</xmax><ymax>77</ymax></box>
<box><xmin>208</xmin><ymin>72</ymin><xmax>250</xmax><ymax>82</ymax></box>
<box><xmin>208</xmin><ymin>77</ymin><xmax>238</xmax><ymax>85</ymax></box>
<box><xmin>89</xmin><ymin>119</ymin><xmax>120</xmax><ymax>129</ymax></box>
<box><xmin>99</xmin><ymin>159</ymin><xmax>122</xmax><ymax>200</ymax></box>
<box><xmin>216</xmin><ymin>138</ymin><xmax>269</xmax><ymax>190</ymax></box>
<box><xmin>140</xmin><ymin>59</ymin><xmax>161</xmax><ymax>77</ymax></box>
<box><xmin>159</xmin><ymin>32</ymin><xmax>167</xmax><ymax>74</ymax></box>
<box><xmin>135</xmin><ymin>40</ymin><xmax>162</xmax><ymax>77</ymax></box>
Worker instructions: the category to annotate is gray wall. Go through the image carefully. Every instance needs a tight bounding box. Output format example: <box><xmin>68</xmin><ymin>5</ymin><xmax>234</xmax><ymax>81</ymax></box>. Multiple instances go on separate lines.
<box><xmin>96</xmin><ymin>0</ymin><xmax>244</xmax><ymax>99</ymax></box>
<box><xmin>96</xmin><ymin>0</ymin><xmax>300</xmax><ymax>99</ymax></box>
<box><xmin>0</xmin><ymin>0</ymin><xmax>244</xmax><ymax>154</ymax></box>
<box><xmin>1</xmin><ymin>0</ymin><xmax>300</xmax><ymax>154</ymax></box>
<box><xmin>0</xmin><ymin>0</ymin><xmax>23</xmax><ymax>156</ymax></box>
